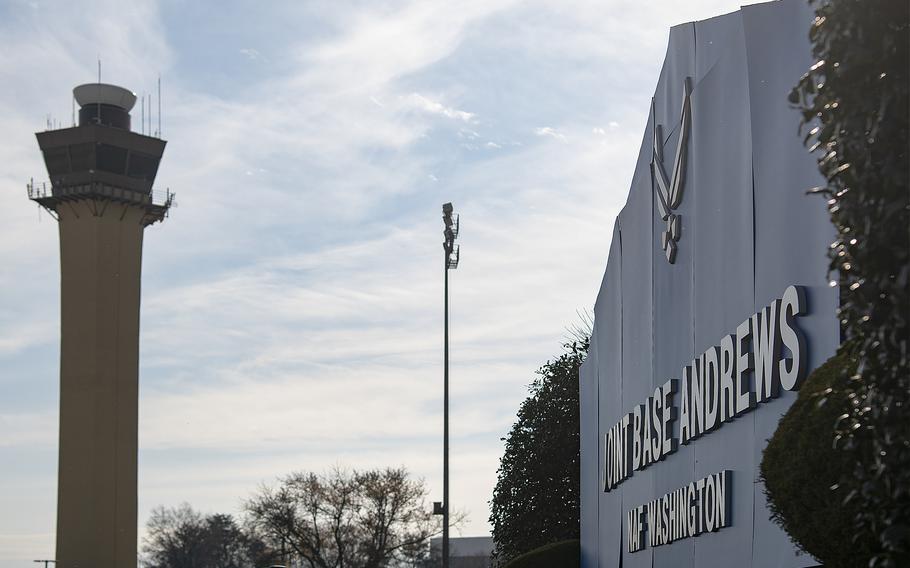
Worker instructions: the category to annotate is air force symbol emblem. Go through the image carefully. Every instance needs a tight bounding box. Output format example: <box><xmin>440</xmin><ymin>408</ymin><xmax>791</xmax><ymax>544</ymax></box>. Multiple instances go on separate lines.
<box><xmin>651</xmin><ymin>77</ymin><xmax>693</xmax><ymax>264</ymax></box>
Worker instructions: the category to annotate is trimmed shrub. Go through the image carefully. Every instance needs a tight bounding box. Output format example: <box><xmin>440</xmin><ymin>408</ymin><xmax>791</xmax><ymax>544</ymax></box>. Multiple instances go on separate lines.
<box><xmin>761</xmin><ymin>353</ymin><xmax>877</xmax><ymax>566</ymax></box>
<box><xmin>502</xmin><ymin>539</ymin><xmax>580</xmax><ymax>568</ymax></box>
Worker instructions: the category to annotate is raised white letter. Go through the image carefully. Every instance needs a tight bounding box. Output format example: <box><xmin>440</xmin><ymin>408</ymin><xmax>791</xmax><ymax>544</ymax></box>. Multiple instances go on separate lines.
<box><xmin>661</xmin><ymin>379</ymin><xmax>678</xmax><ymax>456</ymax></box>
<box><xmin>651</xmin><ymin>387</ymin><xmax>663</xmax><ymax>461</ymax></box>
<box><xmin>680</xmin><ymin>366</ymin><xmax>692</xmax><ymax>444</ymax></box>
<box><xmin>735</xmin><ymin>318</ymin><xmax>756</xmax><ymax>415</ymax></box>
<box><xmin>719</xmin><ymin>334</ymin><xmax>736</xmax><ymax>423</ymax></box>
<box><xmin>753</xmin><ymin>300</ymin><xmax>782</xmax><ymax>402</ymax></box>
<box><xmin>779</xmin><ymin>285</ymin><xmax>808</xmax><ymax>391</ymax></box>
<box><xmin>641</xmin><ymin>397</ymin><xmax>654</xmax><ymax>467</ymax></box>
<box><xmin>704</xmin><ymin>346</ymin><xmax>720</xmax><ymax>432</ymax></box>
<box><xmin>632</xmin><ymin>404</ymin><xmax>644</xmax><ymax>470</ymax></box>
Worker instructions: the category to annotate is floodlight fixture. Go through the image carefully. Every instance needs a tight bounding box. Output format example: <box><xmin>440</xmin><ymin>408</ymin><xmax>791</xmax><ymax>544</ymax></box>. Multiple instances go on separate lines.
<box><xmin>443</xmin><ymin>202</ymin><xmax>459</xmax><ymax>237</ymax></box>
<box><xmin>447</xmin><ymin>245</ymin><xmax>460</xmax><ymax>270</ymax></box>
<box><xmin>442</xmin><ymin>203</ymin><xmax>460</xmax><ymax>271</ymax></box>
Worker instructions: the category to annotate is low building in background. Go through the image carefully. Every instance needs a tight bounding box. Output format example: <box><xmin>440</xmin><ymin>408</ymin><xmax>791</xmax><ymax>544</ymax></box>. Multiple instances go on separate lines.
<box><xmin>430</xmin><ymin>536</ymin><xmax>494</xmax><ymax>568</ymax></box>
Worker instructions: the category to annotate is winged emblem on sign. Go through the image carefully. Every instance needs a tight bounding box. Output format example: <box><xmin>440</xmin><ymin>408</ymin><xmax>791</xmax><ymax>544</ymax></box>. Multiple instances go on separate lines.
<box><xmin>651</xmin><ymin>77</ymin><xmax>692</xmax><ymax>264</ymax></box>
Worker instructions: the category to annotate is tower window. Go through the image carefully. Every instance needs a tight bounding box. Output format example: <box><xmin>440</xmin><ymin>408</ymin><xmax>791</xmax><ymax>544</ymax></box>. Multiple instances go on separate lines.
<box><xmin>127</xmin><ymin>151</ymin><xmax>160</xmax><ymax>182</ymax></box>
<box><xmin>42</xmin><ymin>147</ymin><xmax>69</xmax><ymax>176</ymax></box>
<box><xmin>96</xmin><ymin>144</ymin><xmax>128</xmax><ymax>175</ymax></box>
<box><xmin>69</xmin><ymin>142</ymin><xmax>95</xmax><ymax>172</ymax></box>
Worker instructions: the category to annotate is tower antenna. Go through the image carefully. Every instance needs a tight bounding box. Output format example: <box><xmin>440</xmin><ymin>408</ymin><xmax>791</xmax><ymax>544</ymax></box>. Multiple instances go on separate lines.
<box><xmin>96</xmin><ymin>59</ymin><xmax>101</xmax><ymax>125</ymax></box>
<box><xmin>157</xmin><ymin>75</ymin><xmax>161</xmax><ymax>137</ymax></box>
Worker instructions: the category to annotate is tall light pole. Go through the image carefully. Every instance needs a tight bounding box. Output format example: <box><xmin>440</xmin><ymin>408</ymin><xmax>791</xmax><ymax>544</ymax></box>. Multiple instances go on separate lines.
<box><xmin>441</xmin><ymin>202</ymin><xmax>459</xmax><ymax>568</ymax></box>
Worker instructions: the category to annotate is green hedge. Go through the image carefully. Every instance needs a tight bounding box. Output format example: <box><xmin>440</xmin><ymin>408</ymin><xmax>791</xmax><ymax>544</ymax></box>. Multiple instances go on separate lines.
<box><xmin>502</xmin><ymin>539</ymin><xmax>579</xmax><ymax>568</ymax></box>
<box><xmin>760</xmin><ymin>353</ymin><xmax>877</xmax><ymax>566</ymax></box>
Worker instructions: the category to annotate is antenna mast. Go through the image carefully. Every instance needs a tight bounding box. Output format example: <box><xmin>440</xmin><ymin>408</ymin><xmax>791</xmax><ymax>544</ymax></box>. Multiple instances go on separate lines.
<box><xmin>96</xmin><ymin>59</ymin><xmax>101</xmax><ymax>125</ymax></box>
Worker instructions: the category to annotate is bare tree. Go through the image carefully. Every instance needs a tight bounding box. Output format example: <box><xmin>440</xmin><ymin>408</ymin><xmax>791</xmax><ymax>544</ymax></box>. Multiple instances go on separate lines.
<box><xmin>142</xmin><ymin>503</ymin><xmax>275</xmax><ymax>568</ymax></box>
<box><xmin>245</xmin><ymin>467</ymin><xmax>449</xmax><ymax>568</ymax></box>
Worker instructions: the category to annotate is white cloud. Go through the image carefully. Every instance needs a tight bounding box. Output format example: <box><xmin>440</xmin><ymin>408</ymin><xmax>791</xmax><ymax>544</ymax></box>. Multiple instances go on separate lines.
<box><xmin>534</xmin><ymin>126</ymin><xmax>567</xmax><ymax>142</ymax></box>
<box><xmin>405</xmin><ymin>92</ymin><xmax>476</xmax><ymax>122</ymax></box>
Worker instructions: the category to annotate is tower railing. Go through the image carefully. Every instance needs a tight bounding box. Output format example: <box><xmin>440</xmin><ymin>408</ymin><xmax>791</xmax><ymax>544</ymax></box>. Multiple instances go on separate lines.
<box><xmin>27</xmin><ymin>179</ymin><xmax>175</xmax><ymax>226</ymax></box>
<box><xmin>26</xmin><ymin>180</ymin><xmax>51</xmax><ymax>200</ymax></box>
<box><xmin>27</xmin><ymin>179</ymin><xmax>175</xmax><ymax>207</ymax></box>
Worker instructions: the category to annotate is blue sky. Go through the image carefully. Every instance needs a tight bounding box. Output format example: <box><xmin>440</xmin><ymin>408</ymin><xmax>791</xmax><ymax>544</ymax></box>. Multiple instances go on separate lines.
<box><xmin>0</xmin><ymin>0</ymin><xmax>749</xmax><ymax>564</ymax></box>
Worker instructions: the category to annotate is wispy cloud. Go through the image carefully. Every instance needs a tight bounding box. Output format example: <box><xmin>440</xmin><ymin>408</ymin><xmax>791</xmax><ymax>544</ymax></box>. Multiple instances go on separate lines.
<box><xmin>534</xmin><ymin>126</ymin><xmax>567</xmax><ymax>142</ymax></box>
<box><xmin>405</xmin><ymin>92</ymin><xmax>476</xmax><ymax>122</ymax></box>
<box><xmin>239</xmin><ymin>47</ymin><xmax>261</xmax><ymax>60</ymax></box>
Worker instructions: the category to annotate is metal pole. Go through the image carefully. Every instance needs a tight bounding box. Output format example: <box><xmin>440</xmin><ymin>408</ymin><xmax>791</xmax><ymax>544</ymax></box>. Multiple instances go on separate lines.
<box><xmin>443</xmin><ymin>257</ymin><xmax>450</xmax><ymax>568</ymax></box>
<box><xmin>439</xmin><ymin>202</ymin><xmax>458</xmax><ymax>568</ymax></box>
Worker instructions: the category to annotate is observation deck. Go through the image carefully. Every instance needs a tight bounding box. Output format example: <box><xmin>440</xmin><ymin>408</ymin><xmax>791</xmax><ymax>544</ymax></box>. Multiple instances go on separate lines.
<box><xmin>27</xmin><ymin>179</ymin><xmax>174</xmax><ymax>226</ymax></box>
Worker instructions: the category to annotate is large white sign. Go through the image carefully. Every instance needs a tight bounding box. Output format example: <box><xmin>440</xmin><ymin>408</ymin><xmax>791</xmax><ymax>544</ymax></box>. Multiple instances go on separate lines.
<box><xmin>602</xmin><ymin>285</ymin><xmax>807</xmax><ymax>493</ymax></box>
<box><xmin>605</xmin><ymin>285</ymin><xmax>808</xmax><ymax>553</ymax></box>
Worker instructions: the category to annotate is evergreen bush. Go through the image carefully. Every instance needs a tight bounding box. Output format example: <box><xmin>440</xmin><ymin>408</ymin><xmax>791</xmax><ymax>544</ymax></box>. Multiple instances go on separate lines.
<box><xmin>761</xmin><ymin>353</ymin><xmax>876</xmax><ymax>567</ymax></box>
<box><xmin>502</xmin><ymin>539</ymin><xmax>580</xmax><ymax>568</ymax></box>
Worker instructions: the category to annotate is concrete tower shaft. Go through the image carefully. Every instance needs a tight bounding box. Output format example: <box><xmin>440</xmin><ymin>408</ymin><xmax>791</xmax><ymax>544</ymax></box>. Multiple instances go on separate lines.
<box><xmin>29</xmin><ymin>82</ymin><xmax>172</xmax><ymax>568</ymax></box>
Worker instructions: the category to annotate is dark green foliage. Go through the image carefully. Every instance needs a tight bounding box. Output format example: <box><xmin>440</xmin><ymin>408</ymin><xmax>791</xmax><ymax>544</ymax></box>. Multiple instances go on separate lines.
<box><xmin>788</xmin><ymin>1</ymin><xmax>909</xmax><ymax>565</ymax></box>
<box><xmin>761</xmin><ymin>353</ymin><xmax>877</xmax><ymax>566</ymax></box>
<box><xmin>502</xmin><ymin>539</ymin><xmax>580</xmax><ymax>568</ymax></box>
<box><xmin>489</xmin><ymin>339</ymin><xmax>587</xmax><ymax>565</ymax></box>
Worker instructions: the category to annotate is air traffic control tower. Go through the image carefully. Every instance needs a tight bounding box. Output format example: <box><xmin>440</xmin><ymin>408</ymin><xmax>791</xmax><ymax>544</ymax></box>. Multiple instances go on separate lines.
<box><xmin>29</xmin><ymin>83</ymin><xmax>173</xmax><ymax>567</ymax></box>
